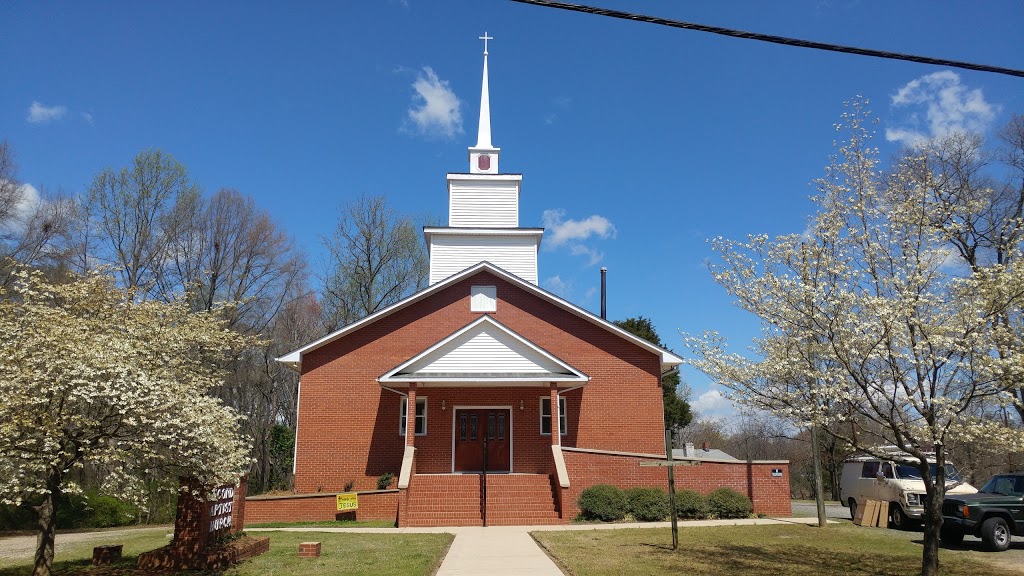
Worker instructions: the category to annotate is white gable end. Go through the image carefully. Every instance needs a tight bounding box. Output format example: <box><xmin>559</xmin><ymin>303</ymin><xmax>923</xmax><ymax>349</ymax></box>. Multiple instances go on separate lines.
<box><xmin>414</xmin><ymin>325</ymin><xmax>560</xmax><ymax>374</ymax></box>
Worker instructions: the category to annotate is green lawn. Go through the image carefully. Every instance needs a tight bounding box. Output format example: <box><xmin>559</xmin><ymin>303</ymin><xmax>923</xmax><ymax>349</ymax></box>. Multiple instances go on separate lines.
<box><xmin>0</xmin><ymin>529</ymin><xmax>453</xmax><ymax>576</ymax></box>
<box><xmin>223</xmin><ymin>531</ymin><xmax>453</xmax><ymax>576</ymax></box>
<box><xmin>0</xmin><ymin>527</ymin><xmax>172</xmax><ymax>574</ymax></box>
<box><xmin>532</xmin><ymin>524</ymin><xmax>1021</xmax><ymax>576</ymax></box>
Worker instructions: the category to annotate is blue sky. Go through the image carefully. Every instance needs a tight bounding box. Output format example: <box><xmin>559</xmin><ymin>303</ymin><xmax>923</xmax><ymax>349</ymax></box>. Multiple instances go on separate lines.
<box><xmin>3</xmin><ymin>1</ymin><xmax>1023</xmax><ymax>420</ymax></box>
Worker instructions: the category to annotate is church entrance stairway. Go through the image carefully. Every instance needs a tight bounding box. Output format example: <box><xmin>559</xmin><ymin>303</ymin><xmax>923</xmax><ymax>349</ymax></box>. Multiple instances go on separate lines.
<box><xmin>403</xmin><ymin>473</ymin><xmax>562</xmax><ymax>527</ymax></box>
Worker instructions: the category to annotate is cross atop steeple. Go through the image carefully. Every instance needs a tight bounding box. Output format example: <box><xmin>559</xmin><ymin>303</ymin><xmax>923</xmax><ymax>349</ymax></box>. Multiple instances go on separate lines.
<box><xmin>469</xmin><ymin>32</ymin><xmax>499</xmax><ymax>173</ymax></box>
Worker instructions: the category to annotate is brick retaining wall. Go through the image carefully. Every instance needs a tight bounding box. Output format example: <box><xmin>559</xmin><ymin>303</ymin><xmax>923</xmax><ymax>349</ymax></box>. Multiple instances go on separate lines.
<box><xmin>561</xmin><ymin>449</ymin><xmax>791</xmax><ymax>519</ymax></box>
<box><xmin>244</xmin><ymin>490</ymin><xmax>398</xmax><ymax>524</ymax></box>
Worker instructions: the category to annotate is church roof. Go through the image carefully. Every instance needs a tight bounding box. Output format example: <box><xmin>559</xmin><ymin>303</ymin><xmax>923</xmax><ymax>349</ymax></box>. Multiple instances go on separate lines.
<box><xmin>378</xmin><ymin>315</ymin><xmax>589</xmax><ymax>386</ymax></box>
<box><xmin>277</xmin><ymin>261</ymin><xmax>684</xmax><ymax>372</ymax></box>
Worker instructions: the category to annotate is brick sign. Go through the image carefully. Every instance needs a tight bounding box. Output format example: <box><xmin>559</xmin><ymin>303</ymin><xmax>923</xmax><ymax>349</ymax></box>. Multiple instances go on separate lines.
<box><xmin>137</xmin><ymin>476</ymin><xmax>268</xmax><ymax>571</ymax></box>
<box><xmin>209</xmin><ymin>485</ymin><xmax>235</xmax><ymax>532</ymax></box>
<box><xmin>336</xmin><ymin>493</ymin><xmax>358</xmax><ymax>511</ymax></box>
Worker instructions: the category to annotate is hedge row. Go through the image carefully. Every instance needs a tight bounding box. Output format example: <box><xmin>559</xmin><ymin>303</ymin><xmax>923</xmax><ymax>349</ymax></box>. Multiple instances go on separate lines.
<box><xmin>576</xmin><ymin>485</ymin><xmax>752</xmax><ymax>522</ymax></box>
<box><xmin>1</xmin><ymin>490</ymin><xmax>175</xmax><ymax>531</ymax></box>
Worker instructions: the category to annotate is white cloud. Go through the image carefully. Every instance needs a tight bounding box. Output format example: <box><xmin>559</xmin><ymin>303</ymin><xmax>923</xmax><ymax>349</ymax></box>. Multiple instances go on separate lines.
<box><xmin>541</xmin><ymin>209</ymin><xmax>616</xmax><ymax>266</ymax></box>
<box><xmin>542</xmin><ymin>209</ymin><xmax>616</xmax><ymax>247</ymax></box>
<box><xmin>405</xmin><ymin>67</ymin><xmax>462</xmax><ymax>139</ymax></box>
<box><xmin>692</xmin><ymin>387</ymin><xmax>736</xmax><ymax>420</ymax></box>
<box><xmin>543</xmin><ymin>275</ymin><xmax>570</xmax><ymax>298</ymax></box>
<box><xmin>27</xmin><ymin>101</ymin><xmax>67</xmax><ymax>124</ymax></box>
<box><xmin>569</xmin><ymin>243</ymin><xmax>605</xmax><ymax>266</ymax></box>
<box><xmin>886</xmin><ymin>71</ymin><xmax>999</xmax><ymax>146</ymax></box>
<box><xmin>81</xmin><ymin>111</ymin><xmax>94</xmax><ymax>125</ymax></box>
<box><xmin>0</xmin><ymin>182</ymin><xmax>42</xmax><ymax>235</ymax></box>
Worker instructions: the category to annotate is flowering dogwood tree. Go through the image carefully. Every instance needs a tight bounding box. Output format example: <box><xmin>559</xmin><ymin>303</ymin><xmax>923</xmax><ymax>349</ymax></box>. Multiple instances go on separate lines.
<box><xmin>687</xmin><ymin>100</ymin><xmax>1024</xmax><ymax>576</ymax></box>
<box><xmin>0</xmin><ymin>268</ymin><xmax>254</xmax><ymax>576</ymax></box>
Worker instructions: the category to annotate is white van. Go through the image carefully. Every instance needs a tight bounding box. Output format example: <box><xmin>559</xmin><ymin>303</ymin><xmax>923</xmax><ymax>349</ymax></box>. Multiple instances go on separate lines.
<box><xmin>840</xmin><ymin>453</ymin><xmax>977</xmax><ymax>529</ymax></box>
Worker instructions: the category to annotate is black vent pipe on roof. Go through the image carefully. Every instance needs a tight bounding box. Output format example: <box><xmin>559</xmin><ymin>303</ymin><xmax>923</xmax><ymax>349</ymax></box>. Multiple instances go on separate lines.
<box><xmin>600</xmin><ymin>267</ymin><xmax>607</xmax><ymax>319</ymax></box>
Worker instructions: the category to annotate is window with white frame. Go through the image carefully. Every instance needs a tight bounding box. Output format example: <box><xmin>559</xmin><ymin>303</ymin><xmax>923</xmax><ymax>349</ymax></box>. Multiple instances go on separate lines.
<box><xmin>399</xmin><ymin>397</ymin><xmax>427</xmax><ymax>436</ymax></box>
<box><xmin>540</xmin><ymin>396</ymin><xmax>567</xmax><ymax>435</ymax></box>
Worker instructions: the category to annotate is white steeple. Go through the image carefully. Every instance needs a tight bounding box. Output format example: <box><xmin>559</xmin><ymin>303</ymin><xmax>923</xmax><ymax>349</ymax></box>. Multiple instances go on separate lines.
<box><xmin>469</xmin><ymin>32</ymin><xmax>499</xmax><ymax>174</ymax></box>
<box><xmin>425</xmin><ymin>33</ymin><xmax>543</xmax><ymax>286</ymax></box>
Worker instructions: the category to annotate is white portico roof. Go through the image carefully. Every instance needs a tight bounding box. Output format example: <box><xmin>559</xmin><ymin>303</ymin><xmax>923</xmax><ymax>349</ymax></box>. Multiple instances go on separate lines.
<box><xmin>276</xmin><ymin>261</ymin><xmax>684</xmax><ymax>372</ymax></box>
<box><xmin>378</xmin><ymin>315</ymin><xmax>588</xmax><ymax>387</ymax></box>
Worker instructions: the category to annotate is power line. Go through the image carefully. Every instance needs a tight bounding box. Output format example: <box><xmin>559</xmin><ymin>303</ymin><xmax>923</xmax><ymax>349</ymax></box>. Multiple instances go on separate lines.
<box><xmin>509</xmin><ymin>0</ymin><xmax>1024</xmax><ymax>79</ymax></box>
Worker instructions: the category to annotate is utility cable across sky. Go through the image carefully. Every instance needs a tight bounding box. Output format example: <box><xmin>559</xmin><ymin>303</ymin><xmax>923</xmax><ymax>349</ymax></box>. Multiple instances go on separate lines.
<box><xmin>509</xmin><ymin>0</ymin><xmax>1024</xmax><ymax>79</ymax></box>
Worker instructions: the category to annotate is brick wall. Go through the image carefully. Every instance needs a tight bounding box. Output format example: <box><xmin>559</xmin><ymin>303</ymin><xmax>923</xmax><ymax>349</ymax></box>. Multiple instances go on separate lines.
<box><xmin>561</xmin><ymin>450</ymin><xmax>792</xmax><ymax>518</ymax></box>
<box><xmin>244</xmin><ymin>491</ymin><xmax>398</xmax><ymax>524</ymax></box>
<box><xmin>293</xmin><ymin>271</ymin><xmax>665</xmax><ymax>492</ymax></box>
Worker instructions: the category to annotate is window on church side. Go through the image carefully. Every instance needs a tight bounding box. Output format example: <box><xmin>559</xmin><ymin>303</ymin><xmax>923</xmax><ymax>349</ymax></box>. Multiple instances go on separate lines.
<box><xmin>399</xmin><ymin>397</ymin><xmax>427</xmax><ymax>436</ymax></box>
<box><xmin>540</xmin><ymin>397</ymin><xmax>567</xmax><ymax>436</ymax></box>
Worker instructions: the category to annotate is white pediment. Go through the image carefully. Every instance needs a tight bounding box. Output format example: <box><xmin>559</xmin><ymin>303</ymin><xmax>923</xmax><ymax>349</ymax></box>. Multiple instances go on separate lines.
<box><xmin>379</xmin><ymin>316</ymin><xmax>588</xmax><ymax>385</ymax></box>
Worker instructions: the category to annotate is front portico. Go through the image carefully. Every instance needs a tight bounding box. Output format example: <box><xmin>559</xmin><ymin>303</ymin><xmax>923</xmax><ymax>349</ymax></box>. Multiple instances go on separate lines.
<box><xmin>379</xmin><ymin>315</ymin><xmax>589</xmax><ymax>475</ymax></box>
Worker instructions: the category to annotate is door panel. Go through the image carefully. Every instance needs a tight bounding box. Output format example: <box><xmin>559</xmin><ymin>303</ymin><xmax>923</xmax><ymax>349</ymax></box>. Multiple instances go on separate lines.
<box><xmin>454</xmin><ymin>408</ymin><xmax>511</xmax><ymax>472</ymax></box>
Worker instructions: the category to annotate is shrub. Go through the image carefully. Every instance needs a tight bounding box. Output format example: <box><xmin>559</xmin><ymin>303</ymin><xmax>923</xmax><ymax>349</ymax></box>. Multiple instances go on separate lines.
<box><xmin>56</xmin><ymin>491</ymin><xmax>138</xmax><ymax>529</ymax></box>
<box><xmin>675</xmin><ymin>490</ymin><xmax>710</xmax><ymax>520</ymax></box>
<box><xmin>376</xmin><ymin>472</ymin><xmax>395</xmax><ymax>490</ymax></box>
<box><xmin>625</xmin><ymin>487</ymin><xmax>670</xmax><ymax>522</ymax></box>
<box><xmin>577</xmin><ymin>484</ymin><xmax>627</xmax><ymax>521</ymax></box>
<box><xmin>707</xmin><ymin>487</ymin><xmax>753</xmax><ymax>519</ymax></box>
<box><xmin>0</xmin><ymin>504</ymin><xmax>36</xmax><ymax>531</ymax></box>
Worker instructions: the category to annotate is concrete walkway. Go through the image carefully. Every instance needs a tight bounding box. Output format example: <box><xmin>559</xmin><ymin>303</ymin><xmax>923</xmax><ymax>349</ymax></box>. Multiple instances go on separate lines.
<box><xmin>248</xmin><ymin>517</ymin><xmax>830</xmax><ymax>576</ymax></box>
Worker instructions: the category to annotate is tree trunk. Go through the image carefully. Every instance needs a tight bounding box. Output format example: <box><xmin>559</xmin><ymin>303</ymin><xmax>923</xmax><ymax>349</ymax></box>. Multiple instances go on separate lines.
<box><xmin>32</xmin><ymin>487</ymin><xmax>57</xmax><ymax>576</ymax></box>
<box><xmin>920</xmin><ymin>455</ymin><xmax>947</xmax><ymax>576</ymax></box>
<box><xmin>921</xmin><ymin>486</ymin><xmax>944</xmax><ymax>576</ymax></box>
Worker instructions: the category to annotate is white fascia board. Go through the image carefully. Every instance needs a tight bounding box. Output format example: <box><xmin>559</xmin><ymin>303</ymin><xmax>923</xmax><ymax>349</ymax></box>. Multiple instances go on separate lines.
<box><xmin>378</xmin><ymin>315</ymin><xmax>589</xmax><ymax>383</ymax></box>
<box><xmin>423</xmin><ymin>227</ymin><xmax>544</xmax><ymax>237</ymax></box>
<box><xmin>380</xmin><ymin>379</ymin><xmax>585</xmax><ymax>387</ymax></box>
<box><xmin>446</xmin><ymin>173</ymin><xmax>523</xmax><ymax>182</ymax></box>
<box><xmin>277</xmin><ymin>261</ymin><xmax>683</xmax><ymax>372</ymax></box>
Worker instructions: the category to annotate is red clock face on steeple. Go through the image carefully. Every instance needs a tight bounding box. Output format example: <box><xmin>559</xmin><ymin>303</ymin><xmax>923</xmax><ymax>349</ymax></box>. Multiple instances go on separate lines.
<box><xmin>478</xmin><ymin>154</ymin><xmax>491</xmax><ymax>171</ymax></box>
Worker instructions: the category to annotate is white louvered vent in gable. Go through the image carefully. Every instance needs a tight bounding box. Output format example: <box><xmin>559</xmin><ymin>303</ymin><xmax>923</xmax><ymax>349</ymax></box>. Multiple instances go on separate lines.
<box><xmin>471</xmin><ymin>285</ymin><xmax>497</xmax><ymax>312</ymax></box>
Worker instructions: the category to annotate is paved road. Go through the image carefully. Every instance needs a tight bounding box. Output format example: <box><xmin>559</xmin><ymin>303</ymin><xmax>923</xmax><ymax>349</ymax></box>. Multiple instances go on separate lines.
<box><xmin>791</xmin><ymin>500</ymin><xmax>850</xmax><ymax>519</ymax></box>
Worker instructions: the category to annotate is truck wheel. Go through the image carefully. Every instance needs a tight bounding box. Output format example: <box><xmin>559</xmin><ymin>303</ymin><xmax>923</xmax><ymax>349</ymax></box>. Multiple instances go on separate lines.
<box><xmin>940</xmin><ymin>525</ymin><xmax>965</xmax><ymax>546</ymax></box>
<box><xmin>848</xmin><ymin>498</ymin><xmax>857</xmax><ymax>521</ymax></box>
<box><xmin>889</xmin><ymin>504</ymin><xmax>910</xmax><ymax>530</ymax></box>
<box><xmin>981</xmin><ymin>517</ymin><xmax>1011</xmax><ymax>552</ymax></box>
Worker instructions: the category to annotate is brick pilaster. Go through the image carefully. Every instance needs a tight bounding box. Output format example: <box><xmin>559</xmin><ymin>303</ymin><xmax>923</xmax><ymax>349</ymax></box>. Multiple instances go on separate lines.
<box><xmin>406</xmin><ymin>384</ymin><xmax>417</xmax><ymax>447</ymax></box>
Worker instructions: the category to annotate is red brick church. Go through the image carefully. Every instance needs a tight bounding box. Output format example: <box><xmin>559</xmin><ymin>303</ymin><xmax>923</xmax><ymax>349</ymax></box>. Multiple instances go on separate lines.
<box><xmin>245</xmin><ymin>40</ymin><xmax>791</xmax><ymax>527</ymax></box>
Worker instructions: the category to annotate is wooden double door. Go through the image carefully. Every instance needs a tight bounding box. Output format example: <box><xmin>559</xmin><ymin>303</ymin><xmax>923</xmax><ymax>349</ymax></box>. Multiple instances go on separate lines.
<box><xmin>453</xmin><ymin>408</ymin><xmax>511</xmax><ymax>472</ymax></box>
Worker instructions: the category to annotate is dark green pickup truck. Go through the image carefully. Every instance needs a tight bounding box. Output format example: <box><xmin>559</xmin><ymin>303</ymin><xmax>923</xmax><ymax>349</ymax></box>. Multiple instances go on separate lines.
<box><xmin>942</xmin><ymin>472</ymin><xmax>1024</xmax><ymax>551</ymax></box>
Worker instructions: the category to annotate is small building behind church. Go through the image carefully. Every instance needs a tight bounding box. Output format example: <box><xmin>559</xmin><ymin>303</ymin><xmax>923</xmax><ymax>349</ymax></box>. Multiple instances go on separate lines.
<box><xmin>245</xmin><ymin>43</ymin><xmax>791</xmax><ymax>527</ymax></box>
